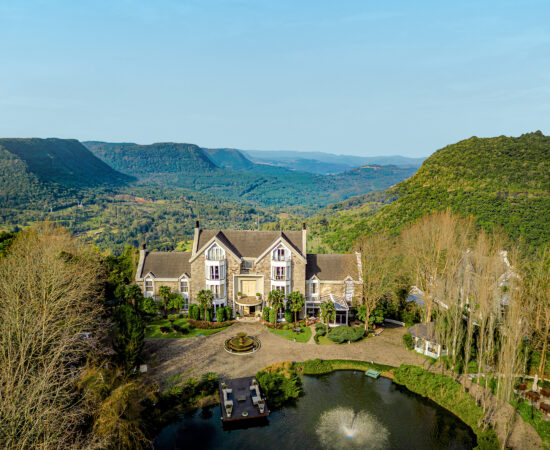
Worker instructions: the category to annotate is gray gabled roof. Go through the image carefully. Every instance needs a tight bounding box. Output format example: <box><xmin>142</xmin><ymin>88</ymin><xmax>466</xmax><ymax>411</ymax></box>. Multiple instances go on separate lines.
<box><xmin>408</xmin><ymin>322</ymin><xmax>439</xmax><ymax>344</ymax></box>
<box><xmin>306</xmin><ymin>254</ymin><xmax>360</xmax><ymax>281</ymax></box>
<box><xmin>141</xmin><ymin>251</ymin><xmax>191</xmax><ymax>279</ymax></box>
<box><xmin>195</xmin><ymin>229</ymin><xmax>304</xmax><ymax>258</ymax></box>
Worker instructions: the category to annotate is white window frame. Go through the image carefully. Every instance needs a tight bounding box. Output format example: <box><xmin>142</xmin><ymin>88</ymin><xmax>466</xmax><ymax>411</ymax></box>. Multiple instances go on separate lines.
<box><xmin>179</xmin><ymin>278</ymin><xmax>189</xmax><ymax>298</ymax></box>
<box><xmin>345</xmin><ymin>281</ymin><xmax>354</xmax><ymax>301</ymax></box>
<box><xmin>144</xmin><ymin>277</ymin><xmax>154</xmax><ymax>298</ymax></box>
<box><xmin>206</xmin><ymin>243</ymin><xmax>225</xmax><ymax>261</ymax></box>
<box><xmin>309</xmin><ymin>279</ymin><xmax>319</xmax><ymax>298</ymax></box>
<box><xmin>272</xmin><ymin>244</ymin><xmax>291</xmax><ymax>262</ymax></box>
<box><xmin>207</xmin><ymin>281</ymin><xmax>226</xmax><ymax>300</ymax></box>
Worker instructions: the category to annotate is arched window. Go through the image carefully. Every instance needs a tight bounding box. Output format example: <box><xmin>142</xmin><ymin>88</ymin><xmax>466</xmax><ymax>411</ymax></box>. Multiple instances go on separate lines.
<box><xmin>207</xmin><ymin>244</ymin><xmax>225</xmax><ymax>260</ymax></box>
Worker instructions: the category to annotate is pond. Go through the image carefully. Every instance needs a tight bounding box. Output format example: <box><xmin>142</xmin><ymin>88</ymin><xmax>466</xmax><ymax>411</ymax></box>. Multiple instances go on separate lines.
<box><xmin>153</xmin><ymin>371</ymin><xmax>477</xmax><ymax>449</ymax></box>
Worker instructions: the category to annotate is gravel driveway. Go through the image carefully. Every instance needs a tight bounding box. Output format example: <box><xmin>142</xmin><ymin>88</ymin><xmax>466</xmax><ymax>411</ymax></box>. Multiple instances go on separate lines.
<box><xmin>144</xmin><ymin>322</ymin><xmax>424</xmax><ymax>386</ymax></box>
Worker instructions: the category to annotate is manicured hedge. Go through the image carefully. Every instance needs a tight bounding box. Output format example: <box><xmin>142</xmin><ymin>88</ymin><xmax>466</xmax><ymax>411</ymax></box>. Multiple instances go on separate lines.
<box><xmin>187</xmin><ymin>319</ymin><xmax>232</xmax><ymax>329</ymax></box>
<box><xmin>189</xmin><ymin>304</ymin><xmax>200</xmax><ymax>320</ymax></box>
<box><xmin>269</xmin><ymin>308</ymin><xmax>277</xmax><ymax>324</ymax></box>
<box><xmin>263</xmin><ymin>306</ymin><xmax>271</xmax><ymax>322</ymax></box>
<box><xmin>327</xmin><ymin>325</ymin><xmax>364</xmax><ymax>343</ymax></box>
<box><xmin>216</xmin><ymin>307</ymin><xmax>225</xmax><ymax>323</ymax></box>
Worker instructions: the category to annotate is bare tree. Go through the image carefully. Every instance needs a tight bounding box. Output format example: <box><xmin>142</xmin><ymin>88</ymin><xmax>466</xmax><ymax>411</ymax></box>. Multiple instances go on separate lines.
<box><xmin>0</xmin><ymin>223</ymin><xmax>107</xmax><ymax>448</ymax></box>
<box><xmin>356</xmin><ymin>232</ymin><xmax>397</xmax><ymax>332</ymax></box>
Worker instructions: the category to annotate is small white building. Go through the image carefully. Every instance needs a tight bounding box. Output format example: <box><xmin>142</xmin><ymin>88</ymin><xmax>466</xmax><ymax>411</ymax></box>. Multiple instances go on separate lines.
<box><xmin>408</xmin><ymin>322</ymin><xmax>446</xmax><ymax>359</ymax></box>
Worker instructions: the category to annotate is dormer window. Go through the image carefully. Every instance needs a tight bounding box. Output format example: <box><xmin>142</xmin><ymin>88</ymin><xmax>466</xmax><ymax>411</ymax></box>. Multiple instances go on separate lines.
<box><xmin>310</xmin><ymin>279</ymin><xmax>319</xmax><ymax>297</ymax></box>
<box><xmin>345</xmin><ymin>281</ymin><xmax>354</xmax><ymax>301</ymax></box>
<box><xmin>179</xmin><ymin>278</ymin><xmax>189</xmax><ymax>297</ymax></box>
<box><xmin>207</xmin><ymin>243</ymin><xmax>225</xmax><ymax>261</ymax></box>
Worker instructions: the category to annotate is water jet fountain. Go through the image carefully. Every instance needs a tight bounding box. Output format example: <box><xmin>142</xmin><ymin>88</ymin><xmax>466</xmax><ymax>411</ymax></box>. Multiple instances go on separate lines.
<box><xmin>316</xmin><ymin>407</ymin><xmax>388</xmax><ymax>449</ymax></box>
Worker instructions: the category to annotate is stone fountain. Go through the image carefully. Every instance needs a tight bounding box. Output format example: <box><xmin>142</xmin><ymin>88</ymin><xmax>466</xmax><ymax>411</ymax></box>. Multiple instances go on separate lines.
<box><xmin>224</xmin><ymin>332</ymin><xmax>260</xmax><ymax>354</ymax></box>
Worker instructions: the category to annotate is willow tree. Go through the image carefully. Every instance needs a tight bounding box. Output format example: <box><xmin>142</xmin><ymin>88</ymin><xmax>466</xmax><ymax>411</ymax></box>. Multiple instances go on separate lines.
<box><xmin>401</xmin><ymin>211</ymin><xmax>475</xmax><ymax>324</ymax></box>
<box><xmin>356</xmin><ymin>232</ymin><xmax>397</xmax><ymax>332</ymax></box>
<box><xmin>0</xmin><ymin>223</ymin><xmax>106</xmax><ymax>448</ymax></box>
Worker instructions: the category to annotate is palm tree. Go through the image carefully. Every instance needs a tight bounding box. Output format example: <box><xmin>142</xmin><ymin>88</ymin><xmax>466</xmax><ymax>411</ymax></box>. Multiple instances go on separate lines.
<box><xmin>158</xmin><ymin>285</ymin><xmax>171</xmax><ymax>318</ymax></box>
<box><xmin>320</xmin><ymin>301</ymin><xmax>336</xmax><ymax>334</ymax></box>
<box><xmin>197</xmin><ymin>290</ymin><xmax>214</xmax><ymax>322</ymax></box>
<box><xmin>268</xmin><ymin>289</ymin><xmax>285</xmax><ymax>328</ymax></box>
<box><xmin>288</xmin><ymin>291</ymin><xmax>305</xmax><ymax>324</ymax></box>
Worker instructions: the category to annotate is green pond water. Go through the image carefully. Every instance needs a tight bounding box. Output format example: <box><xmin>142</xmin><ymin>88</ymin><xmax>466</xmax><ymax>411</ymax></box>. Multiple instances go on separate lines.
<box><xmin>154</xmin><ymin>371</ymin><xmax>476</xmax><ymax>449</ymax></box>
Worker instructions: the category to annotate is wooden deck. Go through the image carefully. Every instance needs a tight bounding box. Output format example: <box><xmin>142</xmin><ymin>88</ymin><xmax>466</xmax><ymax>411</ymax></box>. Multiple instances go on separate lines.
<box><xmin>219</xmin><ymin>376</ymin><xmax>270</xmax><ymax>422</ymax></box>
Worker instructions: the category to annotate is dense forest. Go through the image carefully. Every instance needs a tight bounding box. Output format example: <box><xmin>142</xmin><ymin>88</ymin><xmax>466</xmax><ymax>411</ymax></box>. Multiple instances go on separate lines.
<box><xmin>283</xmin><ymin>132</ymin><xmax>550</xmax><ymax>252</ymax></box>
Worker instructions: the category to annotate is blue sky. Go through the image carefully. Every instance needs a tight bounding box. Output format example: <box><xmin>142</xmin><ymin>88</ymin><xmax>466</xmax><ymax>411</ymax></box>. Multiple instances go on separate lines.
<box><xmin>1</xmin><ymin>0</ymin><xmax>549</xmax><ymax>157</ymax></box>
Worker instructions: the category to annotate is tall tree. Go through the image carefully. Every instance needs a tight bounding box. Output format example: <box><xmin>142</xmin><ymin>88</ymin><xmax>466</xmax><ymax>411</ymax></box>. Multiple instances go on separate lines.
<box><xmin>268</xmin><ymin>289</ymin><xmax>285</xmax><ymax>328</ymax></box>
<box><xmin>124</xmin><ymin>284</ymin><xmax>143</xmax><ymax>309</ymax></box>
<box><xmin>356</xmin><ymin>232</ymin><xmax>397</xmax><ymax>332</ymax></box>
<box><xmin>112</xmin><ymin>305</ymin><xmax>145</xmax><ymax>373</ymax></box>
<box><xmin>197</xmin><ymin>290</ymin><xmax>214</xmax><ymax>322</ymax></box>
<box><xmin>158</xmin><ymin>285</ymin><xmax>172</xmax><ymax>318</ymax></box>
<box><xmin>288</xmin><ymin>291</ymin><xmax>305</xmax><ymax>323</ymax></box>
<box><xmin>0</xmin><ymin>223</ymin><xmax>106</xmax><ymax>448</ymax></box>
<box><xmin>320</xmin><ymin>301</ymin><xmax>336</xmax><ymax>334</ymax></box>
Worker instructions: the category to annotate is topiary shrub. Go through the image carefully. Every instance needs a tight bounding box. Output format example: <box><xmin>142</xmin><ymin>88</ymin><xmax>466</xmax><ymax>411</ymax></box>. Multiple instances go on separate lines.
<box><xmin>189</xmin><ymin>304</ymin><xmax>200</xmax><ymax>320</ymax></box>
<box><xmin>216</xmin><ymin>307</ymin><xmax>225</xmax><ymax>323</ymax></box>
<box><xmin>269</xmin><ymin>308</ymin><xmax>277</xmax><ymax>324</ymax></box>
<box><xmin>263</xmin><ymin>307</ymin><xmax>271</xmax><ymax>322</ymax></box>
<box><xmin>224</xmin><ymin>306</ymin><xmax>233</xmax><ymax>321</ymax></box>
<box><xmin>159</xmin><ymin>325</ymin><xmax>172</xmax><ymax>334</ymax></box>
<box><xmin>205</xmin><ymin>308</ymin><xmax>214</xmax><ymax>322</ymax></box>
<box><xmin>402</xmin><ymin>332</ymin><xmax>414</xmax><ymax>350</ymax></box>
<box><xmin>173</xmin><ymin>322</ymin><xmax>191</xmax><ymax>334</ymax></box>
<box><xmin>327</xmin><ymin>325</ymin><xmax>364</xmax><ymax>344</ymax></box>
<box><xmin>284</xmin><ymin>310</ymin><xmax>293</xmax><ymax>324</ymax></box>
<box><xmin>315</xmin><ymin>322</ymin><xmax>325</xmax><ymax>331</ymax></box>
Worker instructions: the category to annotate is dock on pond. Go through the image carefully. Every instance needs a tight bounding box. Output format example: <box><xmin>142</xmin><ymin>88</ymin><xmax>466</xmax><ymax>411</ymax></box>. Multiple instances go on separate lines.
<box><xmin>219</xmin><ymin>376</ymin><xmax>270</xmax><ymax>422</ymax></box>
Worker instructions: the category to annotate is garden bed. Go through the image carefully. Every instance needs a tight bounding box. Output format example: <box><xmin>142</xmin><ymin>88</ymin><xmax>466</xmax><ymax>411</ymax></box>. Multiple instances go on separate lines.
<box><xmin>145</xmin><ymin>317</ymin><xmax>229</xmax><ymax>339</ymax></box>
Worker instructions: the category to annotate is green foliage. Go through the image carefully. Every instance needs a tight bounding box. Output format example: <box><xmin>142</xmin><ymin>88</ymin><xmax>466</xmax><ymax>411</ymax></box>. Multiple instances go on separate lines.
<box><xmin>298</xmin><ymin>358</ymin><xmax>393</xmax><ymax>375</ymax></box>
<box><xmin>393</xmin><ymin>365</ymin><xmax>499</xmax><ymax>449</ymax></box>
<box><xmin>268</xmin><ymin>326</ymin><xmax>312</xmax><ymax>343</ymax></box>
<box><xmin>256</xmin><ymin>366</ymin><xmax>303</xmax><ymax>408</ymax></box>
<box><xmin>327</xmin><ymin>325</ymin><xmax>364</xmax><ymax>344</ymax></box>
<box><xmin>197</xmin><ymin>290</ymin><xmax>214</xmax><ymax>322</ymax></box>
<box><xmin>137</xmin><ymin>296</ymin><xmax>159</xmax><ymax>315</ymax></box>
<box><xmin>205</xmin><ymin>308</ymin><xmax>213</xmax><ymax>322</ymax></box>
<box><xmin>320</xmin><ymin>301</ymin><xmax>336</xmax><ymax>331</ymax></box>
<box><xmin>112</xmin><ymin>305</ymin><xmax>145</xmax><ymax>372</ymax></box>
<box><xmin>189</xmin><ymin>304</ymin><xmax>200</xmax><ymax>320</ymax></box>
<box><xmin>284</xmin><ymin>309</ymin><xmax>293</xmax><ymax>323</ymax></box>
<box><xmin>287</xmin><ymin>291</ymin><xmax>305</xmax><ymax>323</ymax></box>
<box><xmin>167</xmin><ymin>293</ymin><xmax>187</xmax><ymax>311</ymax></box>
<box><xmin>0</xmin><ymin>231</ymin><xmax>17</xmax><ymax>257</ymax></box>
<box><xmin>262</xmin><ymin>306</ymin><xmax>271</xmax><ymax>322</ymax></box>
<box><xmin>216</xmin><ymin>307</ymin><xmax>225</xmax><ymax>323</ymax></box>
<box><xmin>369</xmin><ymin>307</ymin><xmax>385</xmax><ymax>326</ymax></box>
<box><xmin>223</xmin><ymin>306</ymin><xmax>233</xmax><ymax>321</ymax></box>
<box><xmin>269</xmin><ymin>308</ymin><xmax>277</xmax><ymax>324</ymax></box>
<box><xmin>402</xmin><ymin>332</ymin><xmax>414</xmax><ymax>350</ymax></box>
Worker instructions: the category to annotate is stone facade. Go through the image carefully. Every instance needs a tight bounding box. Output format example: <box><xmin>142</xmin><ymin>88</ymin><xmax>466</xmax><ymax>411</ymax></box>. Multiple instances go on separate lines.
<box><xmin>135</xmin><ymin>223</ymin><xmax>363</xmax><ymax>322</ymax></box>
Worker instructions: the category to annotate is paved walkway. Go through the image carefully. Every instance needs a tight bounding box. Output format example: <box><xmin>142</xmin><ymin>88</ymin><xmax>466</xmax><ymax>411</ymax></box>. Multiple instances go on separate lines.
<box><xmin>144</xmin><ymin>322</ymin><xmax>424</xmax><ymax>386</ymax></box>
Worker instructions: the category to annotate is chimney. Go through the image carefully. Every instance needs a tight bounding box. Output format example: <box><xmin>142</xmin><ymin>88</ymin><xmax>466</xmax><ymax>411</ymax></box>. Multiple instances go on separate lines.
<box><xmin>302</xmin><ymin>222</ymin><xmax>307</xmax><ymax>256</ymax></box>
<box><xmin>192</xmin><ymin>220</ymin><xmax>201</xmax><ymax>255</ymax></box>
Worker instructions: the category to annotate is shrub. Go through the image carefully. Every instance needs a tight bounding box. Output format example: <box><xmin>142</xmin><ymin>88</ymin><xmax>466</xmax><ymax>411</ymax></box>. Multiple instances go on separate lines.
<box><xmin>402</xmin><ymin>332</ymin><xmax>414</xmax><ymax>350</ymax></box>
<box><xmin>315</xmin><ymin>322</ymin><xmax>325</xmax><ymax>331</ymax></box>
<box><xmin>302</xmin><ymin>358</ymin><xmax>333</xmax><ymax>374</ymax></box>
<box><xmin>216</xmin><ymin>307</ymin><xmax>225</xmax><ymax>323</ymax></box>
<box><xmin>263</xmin><ymin>307</ymin><xmax>271</xmax><ymax>322</ymax></box>
<box><xmin>269</xmin><ymin>308</ymin><xmax>277</xmax><ymax>324</ymax></box>
<box><xmin>189</xmin><ymin>304</ymin><xmax>200</xmax><ymax>320</ymax></box>
<box><xmin>327</xmin><ymin>325</ymin><xmax>364</xmax><ymax>344</ymax></box>
<box><xmin>205</xmin><ymin>308</ymin><xmax>214</xmax><ymax>322</ymax></box>
<box><xmin>173</xmin><ymin>322</ymin><xmax>191</xmax><ymax>334</ymax></box>
<box><xmin>284</xmin><ymin>310</ymin><xmax>293</xmax><ymax>323</ymax></box>
<box><xmin>316</xmin><ymin>328</ymin><xmax>326</xmax><ymax>336</ymax></box>
<box><xmin>187</xmin><ymin>319</ymin><xmax>231</xmax><ymax>329</ymax></box>
<box><xmin>159</xmin><ymin>325</ymin><xmax>172</xmax><ymax>334</ymax></box>
<box><xmin>224</xmin><ymin>306</ymin><xmax>233</xmax><ymax>321</ymax></box>
<box><xmin>256</xmin><ymin>364</ymin><xmax>303</xmax><ymax>408</ymax></box>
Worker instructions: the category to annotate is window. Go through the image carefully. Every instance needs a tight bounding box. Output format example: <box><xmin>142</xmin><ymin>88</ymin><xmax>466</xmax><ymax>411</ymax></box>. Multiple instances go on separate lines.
<box><xmin>243</xmin><ymin>260</ymin><xmax>253</xmax><ymax>270</ymax></box>
<box><xmin>272</xmin><ymin>285</ymin><xmax>286</xmax><ymax>295</ymax></box>
<box><xmin>179</xmin><ymin>279</ymin><xmax>189</xmax><ymax>297</ymax></box>
<box><xmin>210</xmin><ymin>265</ymin><xmax>220</xmax><ymax>280</ymax></box>
<box><xmin>345</xmin><ymin>281</ymin><xmax>354</xmax><ymax>301</ymax></box>
<box><xmin>272</xmin><ymin>246</ymin><xmax>287</xmax><ymax>261</ymax></box>
<box><xmin>310</xmin><ymin>280</ymin><xmax>318</xmax><ymax>297</ymax></box>
<box><xmin>145</xmin><ymin>278</ymin><xmax>154</xmax><ymax>297</ymax></box>
<box><xmin>208</xmin><ymin>283</ymin><xmax>225</xmax><ymax>299</ymax></box>
<box><xmin>207</xmin><ymin>244</ymin><xmax>225</xmax><ymax>260</ymax></box>
<box><xmin>273</xmin><ymin>266</ymin><xmax>286</xmax><ymax>280</ymax></box>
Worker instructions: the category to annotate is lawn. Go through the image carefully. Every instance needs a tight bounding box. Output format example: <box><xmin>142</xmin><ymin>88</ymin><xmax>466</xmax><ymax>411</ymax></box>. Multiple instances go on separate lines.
<box><xmin>268</xmin><ymin>326</ymin><xmax>312</xmax><ymax>343</ymax></box>
<box><xmin>512</xmin><ymin>398</ymin><xmax>550</xmax><ymax>447</ymax></box>
<box><xmin>145</xmin><ymin>317</ymin><xmax>229</xmax><ymax>339</ymax></box>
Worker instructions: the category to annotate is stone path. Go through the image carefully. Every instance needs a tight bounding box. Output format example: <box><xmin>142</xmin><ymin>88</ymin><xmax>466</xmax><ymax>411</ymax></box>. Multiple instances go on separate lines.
<box><xmin>143</xmin><ymin>322</ymin><xmax>424</xmax><ymax>386</ymax></box>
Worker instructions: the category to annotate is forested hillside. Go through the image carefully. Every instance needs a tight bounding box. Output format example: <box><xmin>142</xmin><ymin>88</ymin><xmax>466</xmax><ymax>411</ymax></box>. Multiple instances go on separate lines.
<box><xmin>0</xmin><ymin>138</ymin><xmax>132</xmax><ymax>209</ymax></box>
<box><xmin>84</xmin><ymin>141</ymin><xmax>416</xmax><ymax>208</ymax></box>
<box><xmin>298</xmin><ymin>132</ymin><xmax>550</xmax><ymax>251</ymax></box>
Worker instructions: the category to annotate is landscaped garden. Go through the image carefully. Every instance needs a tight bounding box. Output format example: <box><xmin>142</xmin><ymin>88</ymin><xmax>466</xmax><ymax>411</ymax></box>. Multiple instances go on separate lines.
<box><xmin>145</xmin><ymin>315</ymin><xmax>231</xmax><ymax>339</ymax></box>
<box><xmin>313</xmin><ymin>323</ymin><xmax>366</xmax><ymax>345</ymax></box>
<box><xmin>268</xmin><ymin>325</ymin><xmax>311</xmax><ymax>343</ymax></box>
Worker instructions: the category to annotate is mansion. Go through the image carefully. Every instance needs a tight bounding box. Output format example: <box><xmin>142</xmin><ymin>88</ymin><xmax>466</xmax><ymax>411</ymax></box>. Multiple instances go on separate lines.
<box><xmin>135</xmin><ymin>222</ymin><xmax>363</xmax><ymax>324</ymax></box>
